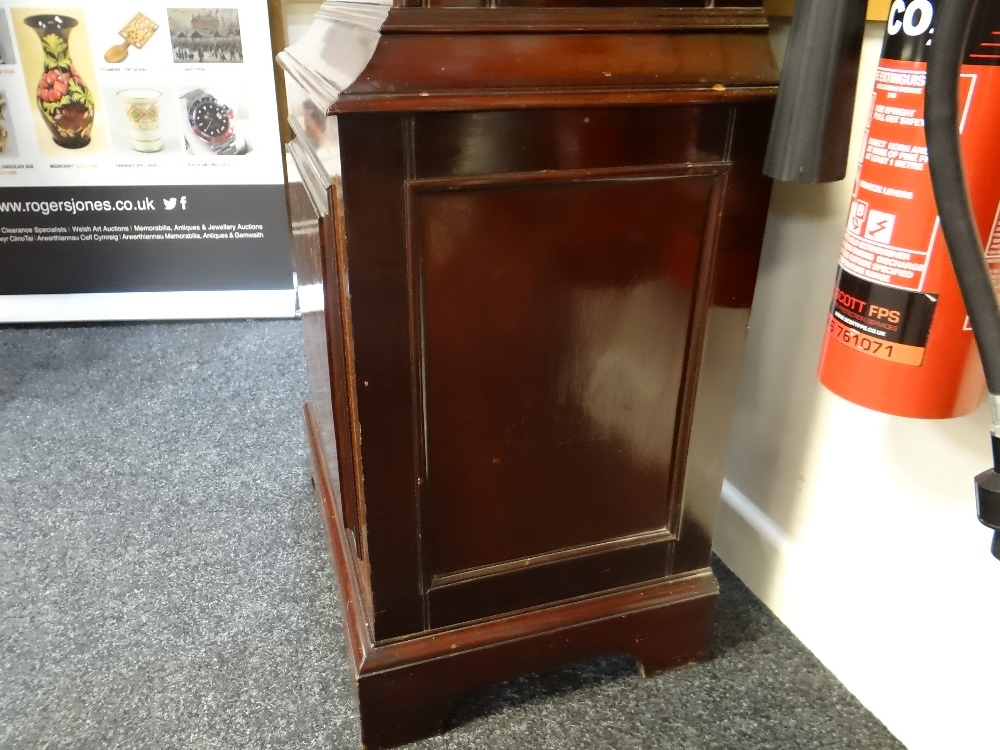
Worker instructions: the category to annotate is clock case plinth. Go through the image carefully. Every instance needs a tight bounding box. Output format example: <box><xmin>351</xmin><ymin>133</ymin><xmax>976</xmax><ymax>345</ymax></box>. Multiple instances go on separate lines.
<box><xmin>279</xmin><ymin>2</ymin><xmax>777</xmax><ymax>747</ymax></box>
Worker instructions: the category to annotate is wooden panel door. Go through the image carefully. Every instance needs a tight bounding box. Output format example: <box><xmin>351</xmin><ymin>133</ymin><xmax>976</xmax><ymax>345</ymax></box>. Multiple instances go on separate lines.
<box><xmin>402</xmin><ymin>107</ymin><xmax>732</xmax><ymax>627</ymax></box>
<box><xmin>336</xmin><ymin>103</ymin><xmax>771</xmax><ymax>637</ymax></box>
<box><xmin>413</xmin><ymin>169</ymin><xmax>728</xmax><ymax>626</ymax></box>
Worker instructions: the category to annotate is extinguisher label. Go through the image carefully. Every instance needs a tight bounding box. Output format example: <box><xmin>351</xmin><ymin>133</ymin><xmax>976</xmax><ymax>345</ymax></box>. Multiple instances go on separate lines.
<box><xmin>966</xmin><ymin>4</ymin><xmax>1000</xmax><ymax>66</ymax></box>
<box><xmin>837</xmin><ymin>65</ymin><xmax>976</xmax><ymax>294</ymax></box>
<box><xmin>987</xmin><ymin>205</ymin><xmax>1000</xmax><ymax>293</ymax></box>
<box><xmin>968</xmin><ymin>3</ymin><xmax>1000</xmax><ymax>300</ymax></box>
<box><xmin>828</xmin><ymin>268</ymin><xmax>938</xmax><ymax>366</ymax></box>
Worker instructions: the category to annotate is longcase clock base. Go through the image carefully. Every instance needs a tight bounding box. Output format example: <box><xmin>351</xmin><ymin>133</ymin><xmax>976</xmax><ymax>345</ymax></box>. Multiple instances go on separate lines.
<box><xmin>304</xmin><ymin>402</ymin><xmax>719</xmax><ymax>750</ymax></box>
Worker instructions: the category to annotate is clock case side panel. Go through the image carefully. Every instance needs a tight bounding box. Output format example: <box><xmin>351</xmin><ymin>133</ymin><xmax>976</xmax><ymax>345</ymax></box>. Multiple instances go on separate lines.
<box><xmin>335</xmin><ymin>107</ymin><xmax>775</xmax><ymax>638</ymax></box>
<box><xmin>407</xmin><ymin>146</ymin><xmax>730</xmax><ymax>629</ymax></box>
<box><xmin>287</xmin><ymin>129</ymin><xmax>375</xmax><ymax>629</ymax></box>
<box><xmin>403</xmin><ymin>101</ymin><xmax>773</xmax><ymax>629</ymax></box>
<box><xmin>283</xmin><ymin>6</ymin><xmax>778</xmax><ymax>747</ymax></box>
<box><xmin>337</xmin><ymin>115</ymin><xmax>428</xmax><ymax>641</ymax></box>
<box><xmin>671</xmin><ymin>100</ymin><xmax>776</xmax><ymax>573</ymax></box>
<box><xmin>289</xmin><ymin>3</ymin><xmax>779</xmax><ymax>644</ymax></box>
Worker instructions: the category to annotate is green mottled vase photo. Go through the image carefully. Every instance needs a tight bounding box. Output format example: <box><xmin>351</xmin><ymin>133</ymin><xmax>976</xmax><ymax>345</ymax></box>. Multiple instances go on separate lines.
<box><xmin>25</xmin><ymin>14</ymin><xmax>94</xmax><ymax>149</ymax></box>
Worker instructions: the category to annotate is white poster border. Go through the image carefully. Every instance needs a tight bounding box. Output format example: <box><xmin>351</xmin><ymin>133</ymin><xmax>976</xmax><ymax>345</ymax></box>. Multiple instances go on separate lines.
<box><xmin>0</xmin><ymin>288</ymin><xmax>296</xmax><ymax>322</ymax></box>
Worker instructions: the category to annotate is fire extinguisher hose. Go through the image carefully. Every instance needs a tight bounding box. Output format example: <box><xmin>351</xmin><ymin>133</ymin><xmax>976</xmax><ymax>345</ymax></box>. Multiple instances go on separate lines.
<box><xmin>925</xmin><ymin>0</ymin><xmax>1000</xmax><ymax>559</ymax></box>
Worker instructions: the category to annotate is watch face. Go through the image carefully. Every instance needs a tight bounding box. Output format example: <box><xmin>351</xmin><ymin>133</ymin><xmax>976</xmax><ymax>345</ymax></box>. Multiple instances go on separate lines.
<box><xmin>189</xmin><ymin>97</ymin><xmax>233</xmax><ymax>143</ymax></box>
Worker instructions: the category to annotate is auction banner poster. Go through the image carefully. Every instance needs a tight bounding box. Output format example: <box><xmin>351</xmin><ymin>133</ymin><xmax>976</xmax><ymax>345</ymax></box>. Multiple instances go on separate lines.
<box><xmin>0</xmin><ymin>1</ymin><xmax>293</xmax><ymax>321</ymax></box>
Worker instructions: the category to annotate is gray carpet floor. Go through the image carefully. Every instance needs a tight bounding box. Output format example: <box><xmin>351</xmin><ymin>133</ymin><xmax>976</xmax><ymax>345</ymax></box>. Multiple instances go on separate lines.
<box><xmin>0</xmin><ymin>320</ymin><xmax>904</xmax><ymax>750</ymax></box>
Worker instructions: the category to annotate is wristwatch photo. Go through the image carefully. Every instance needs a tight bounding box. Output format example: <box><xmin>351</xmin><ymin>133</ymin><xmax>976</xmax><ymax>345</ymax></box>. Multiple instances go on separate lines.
<box><xmin>182</xmin><ymin>88</ymin><xmax>249</xmax><ymax>156</ymax></box>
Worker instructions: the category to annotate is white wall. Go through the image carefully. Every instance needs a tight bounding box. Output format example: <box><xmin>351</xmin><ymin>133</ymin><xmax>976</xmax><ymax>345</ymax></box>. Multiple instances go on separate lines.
<box><xmin>716</xmin><ymin>22</ymin><xmax>1000</xmax><ymax>750</ymax></box>
<box><xmin>285</xmin><ymin>1</ymin><xmax>321</xmax><ymax>45</ymax></box>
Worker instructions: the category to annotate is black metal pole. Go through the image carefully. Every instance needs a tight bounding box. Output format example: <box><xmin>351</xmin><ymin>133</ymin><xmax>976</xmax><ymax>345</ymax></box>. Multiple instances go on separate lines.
<box><xmin>764</xmin><ymin>0</ymin><xmax>868</xmax><ymax>183</ymax></box>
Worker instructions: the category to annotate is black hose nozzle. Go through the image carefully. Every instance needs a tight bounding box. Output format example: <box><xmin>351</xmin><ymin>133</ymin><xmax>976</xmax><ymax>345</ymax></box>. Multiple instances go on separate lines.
<box><xmin>976</xmin><ymin>435</ymin><xmax>1000</xmax><ymax>562</ymax></box>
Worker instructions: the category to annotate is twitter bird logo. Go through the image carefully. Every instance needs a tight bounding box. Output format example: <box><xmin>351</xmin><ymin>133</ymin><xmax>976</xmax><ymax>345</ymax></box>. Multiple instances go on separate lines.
<box><xmin>163</xmin><ymin>197</ymin><xmax>177</xmax><ymax>210</ymax></box>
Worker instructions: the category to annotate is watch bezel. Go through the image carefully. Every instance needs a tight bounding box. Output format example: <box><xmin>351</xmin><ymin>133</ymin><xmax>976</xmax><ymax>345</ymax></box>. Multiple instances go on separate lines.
<box><xmin>187</xmin><ymin>95</ymin><xmax>234</xmax><ymax>144</ymax></box>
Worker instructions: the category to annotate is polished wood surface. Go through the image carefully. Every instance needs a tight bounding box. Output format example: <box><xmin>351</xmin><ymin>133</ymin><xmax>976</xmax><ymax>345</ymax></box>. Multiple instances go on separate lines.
<box><xmin>280</xmin><ymin>1</ymin><xmax>777</xmax><ymax>745</ymax></box>
<box><xmin>400</xmin><ymin>0</ymin><xmax>762</xmax><ymax>6</ymax></box>
<box><xmin>306</xmin><ymin>402</ymin><xmax>718</xmax><ymax>749</ymax></box>
<box><xmin>278</xmin><ymin>3</ymin><xmax>776</xmax><ymax>119</ymax></box>
<box><xmin>333</xmin><ymin>32</ymin><xmax>777</xmax><ymax>114</ymax></box>
<box><xmin>381</xmin><ymin>6</ymin><xmax>768</xmax><ymax>32</ymax></box>
<box><xmin>417</xmin><ymin>171</ymin><xmax>716</xmax><ymax>560</ymax></box>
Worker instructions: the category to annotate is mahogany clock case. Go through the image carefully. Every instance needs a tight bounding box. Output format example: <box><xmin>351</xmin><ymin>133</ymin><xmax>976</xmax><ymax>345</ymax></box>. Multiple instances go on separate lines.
<box><xmin>280</xmin><ymin>1</ymin><xmax>778</xmax><ymax>746</ymax></box>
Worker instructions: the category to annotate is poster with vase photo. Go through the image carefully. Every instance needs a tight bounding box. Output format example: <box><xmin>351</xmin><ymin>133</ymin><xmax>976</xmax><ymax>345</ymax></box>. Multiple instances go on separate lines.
<box><xmin>0</xmin><ymin>0</ymin><xmax>292</xmax><ymax>323</ymax></box>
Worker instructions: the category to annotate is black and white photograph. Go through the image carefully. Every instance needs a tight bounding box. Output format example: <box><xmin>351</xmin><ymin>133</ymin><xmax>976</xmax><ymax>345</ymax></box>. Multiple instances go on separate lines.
<box><xmin>0</xmin><ymin>89</ymin><xmax>17</xmax><ymax>157</ymax></box>
<box><xmin>0</xmin><ymin>9</ymin><xmax>18</xmax><ymax>65</ymax></box>
<box><xmin>166</xmin><ymin>8</ymin><xmax>242</xmax><ymax>63</ymax></box>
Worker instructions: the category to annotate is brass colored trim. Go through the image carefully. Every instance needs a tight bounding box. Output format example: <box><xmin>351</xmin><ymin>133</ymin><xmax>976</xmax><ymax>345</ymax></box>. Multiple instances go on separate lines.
<box><xmin>269</xmin><ymin>0</ymin><xmax>292</xmax><ymax>145</ymax></box>
<box><xmin>764</xmin><ymin>0</ymin><xmax>890</xmax><ymax>21</ymax></box>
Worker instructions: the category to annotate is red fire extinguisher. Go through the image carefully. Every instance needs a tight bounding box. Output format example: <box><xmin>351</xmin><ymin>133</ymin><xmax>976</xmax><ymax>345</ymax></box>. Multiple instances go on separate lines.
<box><xmin>766</xmin><ymin>0</ymin><xmax>1000</xmax><ymax>557</ymax></box>
<box><xmin>816</xmin><ymin>0</ymin><xmax>1000</xmax><ymax>419</ymax></box>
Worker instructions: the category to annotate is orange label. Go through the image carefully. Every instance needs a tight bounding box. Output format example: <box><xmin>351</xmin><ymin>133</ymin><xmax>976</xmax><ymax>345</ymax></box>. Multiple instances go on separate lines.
<box><xmin>827</xmin><ymin>314</ymin><xmax>925</xmax><ymax>366</ymax></box>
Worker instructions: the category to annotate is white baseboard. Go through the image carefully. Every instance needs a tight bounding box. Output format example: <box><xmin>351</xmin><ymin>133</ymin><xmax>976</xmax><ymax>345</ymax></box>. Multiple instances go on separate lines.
<box><xmin>0</xmin><ymin>289</ymin><xmax>297</xmax><ymax>323</ymax></box>
<box><xmin>719</xmin><ymin>479</ymin><xmax>797</xmax><ymax>557</ymax></box>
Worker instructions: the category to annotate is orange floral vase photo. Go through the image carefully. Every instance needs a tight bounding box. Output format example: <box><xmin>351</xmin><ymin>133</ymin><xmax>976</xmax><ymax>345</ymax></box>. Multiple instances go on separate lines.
<box><xmin>24</xmin><ymin>14</ymin><xmax>94</xmax><ymax>148</ymax></box>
